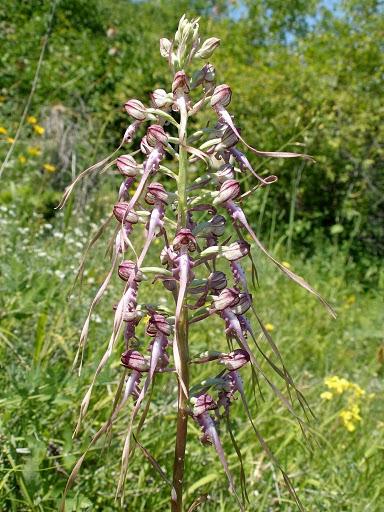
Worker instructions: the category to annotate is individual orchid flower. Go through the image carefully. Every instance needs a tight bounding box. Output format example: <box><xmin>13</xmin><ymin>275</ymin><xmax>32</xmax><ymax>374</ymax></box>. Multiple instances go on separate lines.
<box><xmin>191</xmin><ymin>394</ymin><xmax>244</xmax><ymax>511</ymax></box>
<box><xmin>211</xmin><ymin>84</ymin><xmax>314</xmax><ymax>169</ymax></box>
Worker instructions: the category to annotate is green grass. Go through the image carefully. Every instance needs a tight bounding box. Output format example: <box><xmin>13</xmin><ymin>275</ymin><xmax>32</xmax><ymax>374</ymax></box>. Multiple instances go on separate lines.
<box><xmin>0</xmin><ymin>191</ymin><xmax>383</xmax><ymax>511</ymax></box>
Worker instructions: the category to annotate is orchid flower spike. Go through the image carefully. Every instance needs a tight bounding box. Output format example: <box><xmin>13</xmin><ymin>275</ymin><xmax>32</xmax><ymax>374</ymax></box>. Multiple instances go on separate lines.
<box><xmin>60</xmin><ymin>14</ymin><xmax>334</xmax><ymax>512</ymax></box>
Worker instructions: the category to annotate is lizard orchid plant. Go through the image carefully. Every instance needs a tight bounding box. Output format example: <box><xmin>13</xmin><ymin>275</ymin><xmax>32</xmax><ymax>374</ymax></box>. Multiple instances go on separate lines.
<box><xmin>60</xmin><ymin>15</ymin><xmax>335</xmax><ymax>512</ymax></box>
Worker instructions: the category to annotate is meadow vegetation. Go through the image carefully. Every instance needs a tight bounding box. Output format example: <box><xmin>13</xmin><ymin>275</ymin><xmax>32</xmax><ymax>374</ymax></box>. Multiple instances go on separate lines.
<box><xmin>0</xmin><ymin>1</ymin><xmax>383</xmax><ymax>510</ymax></box>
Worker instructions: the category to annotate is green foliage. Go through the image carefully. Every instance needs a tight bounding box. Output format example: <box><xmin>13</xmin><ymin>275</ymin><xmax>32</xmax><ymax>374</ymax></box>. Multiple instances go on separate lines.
<box><xmin>0</xmin><ymin>201</ymin><xmax>383</xmax><ymax>510</ymax></box>
<box><xmin>1</xmin><ymin>0</ymin><xmax>382</xmax><ymax>272</ymax></box>
<box><xmin>212</xmin><ymin>6</ymin><xmax>383</xmax><ymax>266</ymax></box>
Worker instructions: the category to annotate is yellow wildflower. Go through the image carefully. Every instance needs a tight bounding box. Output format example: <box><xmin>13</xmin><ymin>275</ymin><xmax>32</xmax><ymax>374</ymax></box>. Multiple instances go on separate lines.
<box><xmin>349</xmin><ymin>383</ymin><xmax>365</xmax><ymax>398</ymax></box>
<box><xmin>324</xmin><ymin>375</ymin><xmax>350</xmax><ymax>394</ymax></box>
<box><xmin>27</xmin><ymin>116</ymin><xmax>37</xmax><ymax>125</ymax></box>
<box><xmin>43</xmin><ymin>163</ymin><xmax>56</xmax><ymax>173</ymax></box>
<box><xmin>33</xmin><ymin>124</ymin><xmax>45</xmax><ymax>136</ymax></box>
<box><xmin>0</xmin><ymin>126</ymin><xmax>8</xmax><ymax>135</ymax></box>
<box><xmin>18</xmin><ymin>155</ymin><xmax>27</xmax><ymax>165</ymax></box>
<box><xmin>0</xmin><ymin>96</ymin><xmax>5</xmax><ymax>103</ymax></box>
<box><xmin>6</xmin><ymin>137</ymin><xmax>15</xmax><ymax>143</ymax></box>
<box><xmin>345</xmin><ymin>294</ymin><xmax>356</xmax><ymax>305</ymax></box>
<box><xmin>282</xmin><ymin>261</ymin><xmax>291</xmax><ymax>269</ymax></box>
<box><xmin>27</xmin><ymin>146</ymin><xmax>41</xmax><ymax>157</ymax></box>
<box><xmin>265</xmin><ymin>323</ymin><xmax>274</xmax><ymax>332</ymax></box>
<box><xmin>339</xmin><ymin>410</ymin><xmax>356</xmax><ymax>432</ymax></box>
<box><xmin>322</xmin><ymin>375</ymin><xmax>366</xmax><ymax>432</ymax></box>
<box><xmin>339</xmin><ymin>404</ymin><xmax>361</xmax><ymax>432</ymax></box>
<box><xmin>350</xmin><ymin>404</ymin><xmax>361</xmax><ymax>419</ymax></box>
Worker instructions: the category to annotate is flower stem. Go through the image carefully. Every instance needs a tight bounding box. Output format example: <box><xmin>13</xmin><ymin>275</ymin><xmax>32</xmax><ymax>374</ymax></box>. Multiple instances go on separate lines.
<box><xmin>171</xmin><ymin>96</ymin><xmax>190</xmax><ymax>512</ymax></box>
<box><xmin>177</xmin><ymin>143</ymin><xmax>188</xmax><ymax>228</ymax></box>
<box><xmin>171</xmin><ymin>306</ymin><xmax>189</xmax><ymax>512</ymax></box>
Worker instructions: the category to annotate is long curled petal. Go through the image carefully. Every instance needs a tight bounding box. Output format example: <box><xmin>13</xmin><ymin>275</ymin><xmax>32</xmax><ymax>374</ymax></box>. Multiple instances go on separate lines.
<box><xmin>226</xmin><ymin>200</ymin><xmax>336</xmax><ymax>317</ymax></box>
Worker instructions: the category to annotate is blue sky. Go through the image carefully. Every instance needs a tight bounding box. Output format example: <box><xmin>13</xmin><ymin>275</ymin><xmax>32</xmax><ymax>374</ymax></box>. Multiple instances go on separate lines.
<box><xmin>230</xmin><ymin>0</ymin><xmax>342</xmax><ymax>21</ymax></box>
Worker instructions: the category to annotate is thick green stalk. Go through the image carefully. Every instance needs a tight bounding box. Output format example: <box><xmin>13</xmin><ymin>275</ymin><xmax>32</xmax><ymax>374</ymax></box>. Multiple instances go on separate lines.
<box><xmin>177</xmin><ymin>144</ymin><xmax>188</xmax><ymax>228</ymax></box>
<box><xmin>171</xmin><ymin>98</ymin><xmax>190</xmax><ymax>512</ymax></box>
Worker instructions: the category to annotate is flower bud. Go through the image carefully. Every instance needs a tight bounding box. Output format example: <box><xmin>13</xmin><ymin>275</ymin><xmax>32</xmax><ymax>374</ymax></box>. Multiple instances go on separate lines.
<box><xmin>124</xmin><ymin>99</ymin><xmax>147</xmax><ymax>121</ymax></box>
<box><xmin>113</xmin><ymin>303</ymin><xmax>139</xmax><ymax>322</ymax></box>
<box><xmin>219</xmin><ymin>125</ymin><xmax>239</xmax><ymax>149</ymax></box>
<box><xmin>121</xmin><ymin>350</ymin><xmax>149</xmax><ymax>372</ymax></box>
<box><xmin>163</xmin><ymin>278</ymin><xmax>177</xmax><ymax>292</ymax></box>
<box><xmin>145</xmin><ymin>182</ymin><xmax>168</xmax><ymax>205</ymax></box>
<box><xmin>191</xmin><ymin>69</ymin><xmax>205</xmax><ymax>88</ymax></box>
<box><xmin>172</xmin><ymin>71</ymin><xmax>190</xmax><ymax>94</ymax></box>
<box><xmin>123</xmin><ymin>310</ymin><xmax>139</xmax><ymax>322</ymax></box>
<box><xmin>116</xmin><ymin>155</ymin><xmax>138</xmax><ymax>177</ymax></box>
<box><xmin>195</xmin><ymin>350</ymin><xmax>223</xmax><ymax>363</ymax></box>
<box><xmin>118</xmin><ymin>260</ymin><xmax>135</xmax><ymax>281</ymax></box>
<box><xmin>195</xmin><ymin>37</ymin><xmax>220</xmax><ymax>59</ymax></box>
<box><xmin>172</xmin><ymin>17</ymin><xmax>200</xmax><ymax>68</ymax></box>
<box><xmin>151</xmin><ymin>88</ymin><xmax>173</xmax><ymax>109</ymax></box>
<box><xmin>118</xmin><ymin>260</ymin><xmax>142</xmax><ymax>282</ymax></box>
<box><xmin>174</xmin><ymin>15</ymin><xmax>189</xmax><ymax>44</ymax></box>
<box><xmin>193</xmin><ymin>221</ymin><xmax>215</xmax><ymax>239</ymax></box>
<box><xmin>192</xmin><ymin>63</ymin><xmax>216</xmax><ymax>88</ymax></box>
<box><xmin>192</xmin><ymin>393</ymin><xmax>217</xmax><ymax>416</ymax></box>
<box><xmin>211</xmin><ymin>84</ymin><xmax>232</xmax><ymax>109</ymax></box>
<box><xmin>232</xmin><ymin>292</ymin><xmax>252</xmax><ymax>314</ymax></box>
<box><xmin>145</xmin><ymin>321</ymin><xmax>157</xmax><ymax>337</ymax></box>
<box><xmin>147</xmin><ymin>313</ymin><xmax>171</xmax><ymax>336</ymax></box>
<box><xmin>208</xmin><ymin>271</ymin><xmax>227</xmax><ymax>291</ymax></box>
<box><xmin>222</xmin><ymin>240</ymin><xmax>250</xmax><ymax>261</ymax></box>
<box><xmin>212</xmin><ymin>287</ymin><xmax>240</xmax><ymax>311</ymax></box>
<box><xmin>192</xmin><ymin>213</ymin><xmax>222</xmax><ymax>238</ymax></box>
<box><xmin>216</xmin><ymin>164</ymin><xmax>235</xmax><ymax>183</ymax></box>
<box><xmin>203</xmin><ymin>63</ymin><xmax>216</xmax><ymax>83</ymax></box>
<box><xmin>219</xmin><ymin>349</ymin><xmax>250</xmax><ymax>370</ymax></box>
<box><xmin>113</xmin><ymin>202</ymin><xmax>139</xmax><ymax>224</ymax></box>
<box><xmin>174</xmin><ymin>15</ymin><xmax>199</xmax><ymax>48</ymax></box>
<box><xmin>146</xmin><ymin>124</ymin><xmax>168</xmax><ymax>148</ymax></box>
<box><xmin>173</xmin><ymin>228</ymin><xmax>197</xmax><ymax>252</ymax></box>
<box><xmin>188</xmin><ymin>279</ymin><xmax>207</xmax><ymax>295</ymax></box>
<box><xmin>159</xmin><ymin>38</ymin><xmax>172</xmax><ymax>58</ymax></box>
<box><xmin>213</xmin><ymin>179</ymin><xmax>240</xmax><ymax>205</ymax></box>
<box><xmin>208</xmin><ymin>214</ymin><xmax>226</xmax><ymax>237</ymax></box>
